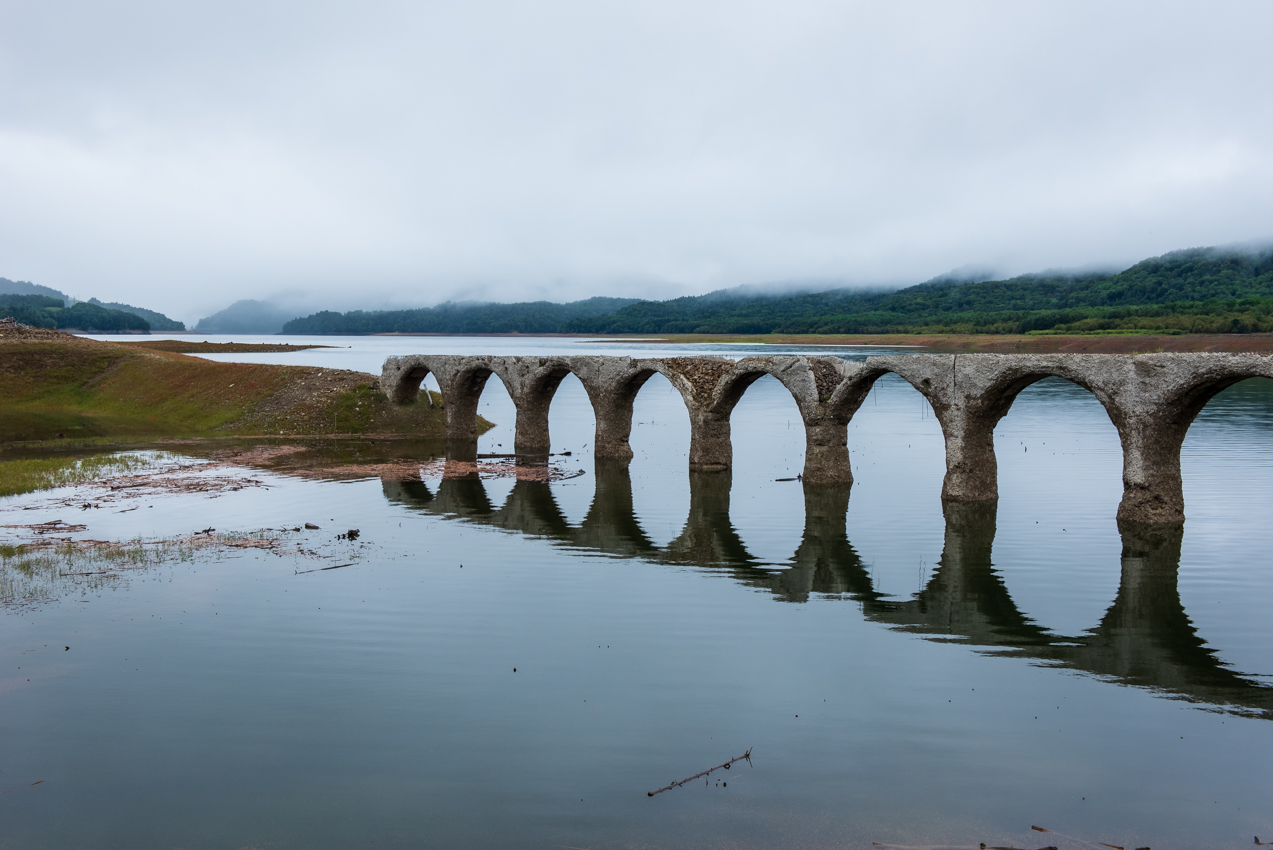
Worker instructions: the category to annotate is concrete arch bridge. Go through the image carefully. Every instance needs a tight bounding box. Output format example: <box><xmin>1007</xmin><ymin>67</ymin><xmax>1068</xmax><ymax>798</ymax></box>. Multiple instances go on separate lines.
<box><xmin>381</xmin><ymin>352</ymin><xmax>1273</xmax><ymax>525</ymax></box>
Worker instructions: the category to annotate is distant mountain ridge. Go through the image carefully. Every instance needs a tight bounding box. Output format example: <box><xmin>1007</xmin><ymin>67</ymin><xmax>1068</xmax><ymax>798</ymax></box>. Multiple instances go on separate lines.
<box><xmin>87</xmin><ymin>299</ymin><xmax>185</xmax><ymax>331</ymax></box>
<box><xmin>276</xmin><ymin>244</ymin><xmax>1273</xmax><ymax>336</ymax></box>
<box><xmin>194</xmin><ymin>300</ymin><xmax>303</xmax><ymax>334</ymax></box>
<box><xmin>0</xmin><ymin>277</ymin><xmax>68</xmax><ymax>301</ymax></box>
<box><xmin>565</xmin><ymin>245</ymin><xmax>1273</xmax><ymax>335</ymax></box>
<box><xmin>281</xmin><ymin>297</ymin><xmax>641</xmax><ymax>335</ymax></box>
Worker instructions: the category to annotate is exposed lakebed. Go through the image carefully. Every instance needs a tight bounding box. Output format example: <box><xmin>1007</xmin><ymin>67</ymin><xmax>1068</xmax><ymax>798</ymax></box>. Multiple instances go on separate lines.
<box><xmin>3</xmin><ymin>336</ymin><xmax>1272</xmax><ymax>849</ymax></box>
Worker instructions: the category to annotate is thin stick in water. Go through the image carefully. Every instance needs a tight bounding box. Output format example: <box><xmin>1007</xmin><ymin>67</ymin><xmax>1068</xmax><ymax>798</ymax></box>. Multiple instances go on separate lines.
<box><xmin>648</xmin><ymin>748</ymin><xmax>752</xmax><ymax>797</ymax></box>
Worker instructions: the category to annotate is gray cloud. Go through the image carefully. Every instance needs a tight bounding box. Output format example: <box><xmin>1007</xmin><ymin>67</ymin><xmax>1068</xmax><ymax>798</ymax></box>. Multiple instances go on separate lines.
<box><xmin>2</xmin><ymin>0</ymin><xmax>1271</xmax><ymax>323</ymax></box>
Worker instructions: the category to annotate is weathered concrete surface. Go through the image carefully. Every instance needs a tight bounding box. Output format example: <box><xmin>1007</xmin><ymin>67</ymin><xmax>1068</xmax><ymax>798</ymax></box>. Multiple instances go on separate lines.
<box><xmin>382</xmin><ymin>352</ymin><xmax>1273</xmax><ymax>524</ymax></box>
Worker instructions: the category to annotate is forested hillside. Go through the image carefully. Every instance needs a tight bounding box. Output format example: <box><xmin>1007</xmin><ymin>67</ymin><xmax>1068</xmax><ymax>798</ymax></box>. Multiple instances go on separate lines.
<box><xmin>564</xmin><ymin>246</ymin><xmax>1273</xmax><ymax>335</ymax></box>
<box><xmin>88</xmin><ymin>298</ymin><xmax>185</xmax><ymax>331</ymax></box>
<box><xmin>0</xmin><ymin>278</ymin><xmax>185</xmax><ymax>331</ymax></box>
<box><xmin>276</xmin><ymin>245</ymin><xmax>1273</xmax><ymax>337</ymax></box>
<box><xmin>281</xmin><ymin>297</ymin><xmax>640</xmax><ymax>334</ymax></box>
<box><xmin>0</xmin><ymin>294</ymin><xmax>151</xmax><ymax>332</ymax></box>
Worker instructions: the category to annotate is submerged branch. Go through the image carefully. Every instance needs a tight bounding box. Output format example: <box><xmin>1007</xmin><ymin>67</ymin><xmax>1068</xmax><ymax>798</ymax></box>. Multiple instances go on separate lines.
<box><xmin>647</xmin><ymin>748</ymin><xmax>752</xmax><ymax>797</ymax></box>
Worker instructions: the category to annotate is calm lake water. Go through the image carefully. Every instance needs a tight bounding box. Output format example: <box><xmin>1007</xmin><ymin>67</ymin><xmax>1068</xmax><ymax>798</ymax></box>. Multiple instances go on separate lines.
<box><xmin>3</xmin><ymin>336</ymin><xmax>1273</xmax><ymax>849</ymax></box>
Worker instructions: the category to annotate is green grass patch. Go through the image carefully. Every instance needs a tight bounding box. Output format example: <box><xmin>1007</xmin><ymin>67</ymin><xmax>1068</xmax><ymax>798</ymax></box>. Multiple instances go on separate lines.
<box><xmin>1</xmin><ymin>336</ymin><xmax>452</xmax><ymax>444</ymax></box>
<box><xmin>0</xmin><ymin>452</ymin><xmax>175</xmax><ymax>498</ymax></box>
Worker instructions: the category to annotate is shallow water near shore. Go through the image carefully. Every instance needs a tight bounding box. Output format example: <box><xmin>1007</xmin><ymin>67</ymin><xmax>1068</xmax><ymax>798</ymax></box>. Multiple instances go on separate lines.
<box><xmin>4</xmin><ymin>336</ymin><xmax>1273</xmax><ymax>849</ymax></box>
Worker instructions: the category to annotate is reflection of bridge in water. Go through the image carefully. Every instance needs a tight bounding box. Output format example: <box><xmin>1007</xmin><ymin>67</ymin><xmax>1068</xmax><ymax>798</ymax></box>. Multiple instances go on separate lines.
<box><xmin>383</xmin><ymin>462</ymin><xmax>1273</xmax><ymax>719</ymax></box>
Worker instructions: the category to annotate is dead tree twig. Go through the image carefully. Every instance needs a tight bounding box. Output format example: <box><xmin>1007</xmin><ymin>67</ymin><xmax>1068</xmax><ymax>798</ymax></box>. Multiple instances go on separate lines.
<box><xmin>647</xmin><ymin>748</ymin><xmax>752</xmax><ymax>797</ymax></box>
<box><xmin>294</xmin><ymin>563</ymin><xmax>355</xmax><ymax>575</ymax></box>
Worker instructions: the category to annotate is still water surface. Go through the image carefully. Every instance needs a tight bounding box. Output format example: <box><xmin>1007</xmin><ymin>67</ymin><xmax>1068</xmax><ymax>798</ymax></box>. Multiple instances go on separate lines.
<box><xmin>4</xmin><ymin>336</ymin><xmax>1273</xmax><ymax>848</ymax></box>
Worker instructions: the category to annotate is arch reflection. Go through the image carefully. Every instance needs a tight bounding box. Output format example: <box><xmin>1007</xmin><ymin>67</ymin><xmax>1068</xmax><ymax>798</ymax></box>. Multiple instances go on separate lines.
<box><xmin>382</xmin><ymin>464</ymin><xmax>1273</xmax><ymax>719</ymax></box>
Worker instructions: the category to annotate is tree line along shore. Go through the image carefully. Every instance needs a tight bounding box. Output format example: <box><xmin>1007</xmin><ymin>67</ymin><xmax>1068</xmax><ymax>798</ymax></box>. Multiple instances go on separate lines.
<box><xmin>280</xmin><ymin>245</ymin><xmax>1273</xmax><ymax>338</ymax></box>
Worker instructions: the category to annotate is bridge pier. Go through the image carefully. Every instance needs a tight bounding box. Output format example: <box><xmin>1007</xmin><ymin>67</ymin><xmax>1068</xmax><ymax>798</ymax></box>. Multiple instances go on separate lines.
<box><xmin>573</xmin><ymin>361</ymin><xmax>658</xmax><ymax>462</ymax></box>
<box><xmin>688</xmin><ymin>409</ymin><xmax>732</xmax><ymax>472</ymax></box>
<box><xmin>498</xmin><ymin>358</ymin><xmax>573</xmax><ymax>454</ymax></box>
<box><xmin>869</xmin><ymin>354</ymin><xmax>1006</xmax><ymax>503</ymax></box>
<box><xmin>1114</xmin><ymin>418</ymin><xmax>1189</xmax><ymax>525</ymax></box>
<box><xmin>801</xmin><ymin>418</ymin><xmax>852</xmax><ymax>484</ymax></box>
<box><xmin>592</xmin><ymin>400</ymin><xmax>637</xmax><ymax>460</ymax></box>
<box><xmin>936</xmin><ymin>406</ymin><xmax>1001</xmax><ymax>502</ymax></box>
<box><xmin>428</xmin><ymin>362</ymin><xmax>494</xmax><ymax>441</ymax></box>
<box><xmin>1098</xmin><ymin>354</ymin><xmax>1273</xmax><ymax>525</ymax></box>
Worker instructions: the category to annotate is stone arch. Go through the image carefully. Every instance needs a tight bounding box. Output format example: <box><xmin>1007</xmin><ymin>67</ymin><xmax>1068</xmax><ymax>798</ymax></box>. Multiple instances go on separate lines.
<box><xmin>1179</xmin><ymin>375</ymin><xmax>1273</xmax><ymax>510</ymax></box>
<box><xmin>380</xmin><ymin>355</ymin><xmax>436</xmax><ymax>405</ymax></box>
<box><xmin>819</xmin><ymin>358</ymin><xmax>949</xmax><ymax>489</ymax></box>
<box><xmin>428</xmin><ymin>358</ymin><xmax>501</xmax><ymax>442</ymax></box>
<box><xmin>836</xmin><ymin>355</ymin><xmax>1129</xmax><ymax>504</ymax></box>
<box><xmin>571</xmin><ymin>358</ymin><xmax>669</xmax><ymax>462</ymax></box>
<box><xmin>946</xmin><ymin>363</ymin><xmax>1123</xmax><ymax>504</ymax></box>
<box><xmin>1107</xmin><ymin>354</ymin><xmax>1273</xmax><ymax>524</ymax></box>
<box><xmin>981</xmin><ymin>372</ymin><xmax>1126</xmax><ymax>538</ymax></box>
<box><xmin>707</xmin><ymin>356</ymin><xmax>821</xmax><ymax>419</ymax></box>
<box><xmin>485</xmin><ymin>356</ymin><xmax>578</xmax><ymax>453</ymax></box>
<box><xmin>827</xmin><ymin>364</ymin><xmax>923</xmax><ymax>423</ymax></box>
<box><xmin>379</xmin><ymin>350</ymin><xmax>1273</xmax><ymax>525</ymax></box>
<box><xmin>712</xmin><ymin>361</ymin><xmax>816</xmax><ymax>555</ymax></box>
<box><xmin>643</xmin><ymin>356</ymin><xmax>815</xmax><ymax>474</ymax></box>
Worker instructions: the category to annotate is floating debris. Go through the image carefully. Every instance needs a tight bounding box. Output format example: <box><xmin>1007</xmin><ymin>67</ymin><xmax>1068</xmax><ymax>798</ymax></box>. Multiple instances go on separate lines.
<box><xmin>648</xmin><ymin>748</ymin><xmax>752</xmax><ymax>797</ymax></box>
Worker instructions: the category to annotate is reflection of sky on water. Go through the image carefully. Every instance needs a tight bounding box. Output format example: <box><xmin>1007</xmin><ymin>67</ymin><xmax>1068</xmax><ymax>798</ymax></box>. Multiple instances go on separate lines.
<box><xmin>4</xmin><ymin>337</ymin><xmax>1273</xmax><ymax>849</ymax></box>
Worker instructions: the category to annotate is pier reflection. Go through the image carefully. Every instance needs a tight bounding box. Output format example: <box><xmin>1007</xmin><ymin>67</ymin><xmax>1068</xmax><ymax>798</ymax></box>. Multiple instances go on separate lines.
<box><xmin>382</xmin><ymin>462</ymin><xmax>1273</xmax><ymax>718</ymax></box>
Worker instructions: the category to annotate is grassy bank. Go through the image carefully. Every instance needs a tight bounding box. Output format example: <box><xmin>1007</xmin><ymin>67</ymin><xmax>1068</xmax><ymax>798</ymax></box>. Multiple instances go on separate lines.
<box><xmin>0</xmin><ymin>325</ymin><xmax>459</xmax><ymax>446</ymax></box>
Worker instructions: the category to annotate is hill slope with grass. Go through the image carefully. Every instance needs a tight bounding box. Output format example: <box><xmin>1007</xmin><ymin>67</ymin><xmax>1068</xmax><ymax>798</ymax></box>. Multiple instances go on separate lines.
<box><xmin>0</xmin><ymin>321</ymin><xmax>458</xmax><ymax>445</ymax></box>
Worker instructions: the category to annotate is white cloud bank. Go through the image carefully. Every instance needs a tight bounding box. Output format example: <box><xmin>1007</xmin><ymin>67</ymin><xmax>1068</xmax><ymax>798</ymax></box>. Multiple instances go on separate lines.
<box><xmin>2</xmin><ymin>0</ymin><xmax>1271</xmax><ymax>323</ymax></box>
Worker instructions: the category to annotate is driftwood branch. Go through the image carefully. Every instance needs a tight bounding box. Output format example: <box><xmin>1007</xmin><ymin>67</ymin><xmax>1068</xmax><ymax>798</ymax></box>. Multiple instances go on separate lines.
<box><xmin>647</xmin><ymin>748</ymin><xmax>752</xmax><ymax>797</ymax></box>
<box><xmin>294</xmin><ymin>563</ymin><xmax>355</xmax><ymax>575</ymax></box>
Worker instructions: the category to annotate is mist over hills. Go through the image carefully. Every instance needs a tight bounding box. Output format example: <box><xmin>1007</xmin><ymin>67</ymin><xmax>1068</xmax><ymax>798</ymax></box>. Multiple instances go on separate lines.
<box><xmin>0</xmin><ymin>278</ymin><xmax>185</xmax><ymax>332</ymax></box>
<box><xmin>281</xmin><ymin>297</ymin><xmax>640</xmax><ymax>335</ymax></box>
<box><xmin>276</xmin><ymin>244</ymin><xmax>1273</xmax><ymax>337</ymax></box>
<box><xmin>0</xmin><ymin>278</ymin><xmax>68</xmax><ymax>301</ymax></box>
<box><xmin>194</xmin><ymin>300</ymin><xmax>303</xmax><ymax>335</ymax></box>
<box><xmin>9</xmin><ymin>242</ymin><xmax>1272</xmax><ymax>337</ymax></box>
<box><xmin>86</xmin><ymin>299</ymin><xmax>184</xmax><ymax>331</ymax></box>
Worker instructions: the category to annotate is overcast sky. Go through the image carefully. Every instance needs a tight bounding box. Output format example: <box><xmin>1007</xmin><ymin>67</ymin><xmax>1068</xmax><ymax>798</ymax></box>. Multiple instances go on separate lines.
<box><xmin>2</xmin><ymin>1</ymin><xmax>1272</xmax><ymax>323</ymax></box>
